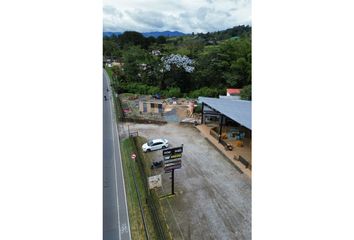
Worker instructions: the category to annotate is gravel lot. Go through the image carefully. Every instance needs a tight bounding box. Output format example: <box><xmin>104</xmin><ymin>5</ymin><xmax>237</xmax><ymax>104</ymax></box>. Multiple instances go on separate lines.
<box><xmin>122</xmin><ymin>122</ymin><xmax>251</xmax><ymax>240</ymax></box>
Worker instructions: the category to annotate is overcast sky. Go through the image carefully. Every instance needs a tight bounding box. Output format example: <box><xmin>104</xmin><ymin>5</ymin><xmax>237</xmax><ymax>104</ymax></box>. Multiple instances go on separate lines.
<box><xmin>103</xmin><ymin>0</ymin><xmax>251</xmax><ymax>33</ymax></box>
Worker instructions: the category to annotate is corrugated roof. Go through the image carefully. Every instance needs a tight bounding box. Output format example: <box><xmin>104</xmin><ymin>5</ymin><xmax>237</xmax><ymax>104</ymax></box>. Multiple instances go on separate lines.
<box><xmin>199</xmin><ymin>97</ymin><xmax>251</xmax><ymax>130</ymax></box>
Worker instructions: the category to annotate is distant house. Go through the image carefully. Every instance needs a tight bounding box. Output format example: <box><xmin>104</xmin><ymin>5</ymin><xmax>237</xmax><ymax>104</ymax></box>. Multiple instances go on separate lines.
<box><xmin>151</xmin><ymin>50</ymin><xmax>161</xmax><ymax>56</ymax></box>
<box><xmin>139</xmin><ymin>63</ymin><xmax>147</xmax><ymax>71</ymax></box>
<box><xmin>226</xmin><ymin>88</ymin><xmax>241</xmax><ymax>96</ymax></box>
<box><xmin>112</xmin><ymin>61</ymin><xmax>124</xmax><ymax>67</ymax></box>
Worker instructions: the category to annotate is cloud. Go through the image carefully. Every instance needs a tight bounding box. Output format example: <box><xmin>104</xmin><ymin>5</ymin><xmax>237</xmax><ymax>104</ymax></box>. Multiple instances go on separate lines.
<box><xmin>103</xmin><ymin>0</ymin><xmax>251</xmax><ymax>33</ymax></box>
<box><xmin>125</xmin><ymin>10</ymin><xmax>165</xmax><ymax>29</ymax></box>
<box><xmin>103</xmin><ymin>5</ymin><xmax>122</xmax><ymax>17</ymax></box>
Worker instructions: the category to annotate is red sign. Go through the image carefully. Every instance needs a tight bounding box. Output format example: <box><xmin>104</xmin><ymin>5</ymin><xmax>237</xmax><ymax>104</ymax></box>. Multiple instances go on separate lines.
<box><xmin>131</xmin><ymin>153</ymin><xmax>136</xmax><ymax>160</ymax></box>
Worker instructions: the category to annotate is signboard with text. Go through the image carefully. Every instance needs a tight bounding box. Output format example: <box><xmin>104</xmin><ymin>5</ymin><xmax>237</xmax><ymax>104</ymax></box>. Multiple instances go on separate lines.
<box><xmin>162</xmin><ymin>146</ymin><xmax>183</xmax><ymax>156</ymax></box>
<box><xmin>163</xmin><ymin>146</ymin><xmax>183</xmax><ymax>173</ymax></box>
<box><xmin>148</xmin><ymin>175</ymin><xmax>162</xmax><ymax>189</ymax></box>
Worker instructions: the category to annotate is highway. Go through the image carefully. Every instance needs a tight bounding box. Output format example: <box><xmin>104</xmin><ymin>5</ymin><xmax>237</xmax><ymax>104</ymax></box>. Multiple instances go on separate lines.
<box><xmin>103</xmin><ymin>69</ymin><xmax>131</xmax><ymax>240</ymax></box>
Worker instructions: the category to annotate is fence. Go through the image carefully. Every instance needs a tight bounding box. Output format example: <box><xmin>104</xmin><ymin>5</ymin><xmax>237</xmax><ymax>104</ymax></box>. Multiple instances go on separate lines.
<box><xmin>131</xmin><ymin>136</ymin><xmax>167</xmax><ymax>240</ymax></box>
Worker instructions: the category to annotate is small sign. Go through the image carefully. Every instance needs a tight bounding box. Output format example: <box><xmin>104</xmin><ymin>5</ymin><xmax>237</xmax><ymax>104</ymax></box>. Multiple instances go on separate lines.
<box><xmin>148</xmin><ymin>175</ymin><xmax>162</xmax><ymax>189</ymax></box>
<box><xmin>163</xmin><ymin>153</ymin><xmax>182</xmax><ymax>160</ymax></box>
<box><xmin>164</xmin><ymin>164</ymin><xmax>182</xmax><ymax>173</ymax></box>
<box><xmin>164</xmin><ymin>159</ymin><xmax>182</xmax><ymax>166</ymax></box>
<box><xmin>131</xmin><ymin>153</ymin><xmax>136</xmax><ymax>160</ymax></box>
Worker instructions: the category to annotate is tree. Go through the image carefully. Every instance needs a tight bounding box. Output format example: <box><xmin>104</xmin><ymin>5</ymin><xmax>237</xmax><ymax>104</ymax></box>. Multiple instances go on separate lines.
<box><xmin>111</xmin><ymin>65</ymin><xmax>125</xmax><ymax>82</ymax></box>
<box><xmin>160</xmin><ymin>54</ymin><xmax>195</xmax><ymax>92</ymax></box>
<box><xmin>122</xmin><ymin>46</ymin><xmax>149</xmax><ymax>82</ymax></box>
<box><xmin>118</xmin><ymin>31</ymin><xmax>149</xmax><ymax>49</ymax></box>
<box><xmin>240</xmin><ymin>85</ymin><xmax>251</xmax><ymax>100</ymax></box>
<box><xmin>156</xmin><ymin>36</ymin><xmax>166</xmax><ymax>44</ymax></box>
<box><xmin>103</xmin><ymin>40</ymin><xmax>120</xmax><ymax>59</ymax></box>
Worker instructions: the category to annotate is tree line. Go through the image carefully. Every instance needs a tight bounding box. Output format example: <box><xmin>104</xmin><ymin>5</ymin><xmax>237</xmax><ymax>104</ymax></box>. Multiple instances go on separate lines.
<box><xmin>103</xmin><ymin>25</ymin><xmax>251</xmax><ymax>100</ymax></box>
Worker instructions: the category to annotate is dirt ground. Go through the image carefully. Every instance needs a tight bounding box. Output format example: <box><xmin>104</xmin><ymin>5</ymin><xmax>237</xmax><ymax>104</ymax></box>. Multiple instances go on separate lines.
<box><xmin>120</xmin><ymin>122</ymin><xmax>251</xmax><ymax>240</ymax></box>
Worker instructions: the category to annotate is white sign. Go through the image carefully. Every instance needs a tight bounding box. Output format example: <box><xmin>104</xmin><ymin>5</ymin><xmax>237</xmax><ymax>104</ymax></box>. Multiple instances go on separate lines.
<box><xmin>148</xmin><ymin>175</ymin><xmax>162</xmax><ymax>189</ymax></box>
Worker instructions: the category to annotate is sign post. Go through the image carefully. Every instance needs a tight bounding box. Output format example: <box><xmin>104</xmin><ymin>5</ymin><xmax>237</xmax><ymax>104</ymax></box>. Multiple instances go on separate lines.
<box><xmin>162</xmin><ymin>145</ymin><xmax>183</xmax><ymax>195</ymax></box>
<box><xmin>171</xmin><ymin>169</ymin><xmax>175</xmax><ymax>195</ymax></box>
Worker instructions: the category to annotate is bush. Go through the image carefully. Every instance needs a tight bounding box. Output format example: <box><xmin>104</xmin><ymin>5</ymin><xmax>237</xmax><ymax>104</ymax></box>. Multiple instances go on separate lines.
<box><xmin>147</xmin><ymin>86</ymin><xmax>160</xmax><ymax>95</ymax></box>
<box><xmin>188</xmin><ymin>87</ymin><xmax>220</xmax><ymax>98</ymax></box>
<box><xmin>165</xmin><ymin>87</ymin><xmax>181</xmax><ymax>98</ymax></box>
<box><xmin>194</xmin><ymin>104</ymin><xmax>202</xmax><ymax>113</ymax></box>
<box><xmin>240</xmin><ymin>84</ymin><xmax>251</xmax><ymax>100</ymax></box>
<box><xmin>167</xmin><ymin>87</ymin><xmax>181</xmax><ymax>97</ymax></box>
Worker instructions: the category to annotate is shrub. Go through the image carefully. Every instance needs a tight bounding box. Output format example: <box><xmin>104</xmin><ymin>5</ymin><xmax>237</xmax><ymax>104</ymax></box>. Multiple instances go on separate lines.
<box><xmin>240</xmin><ymin>84</ymin><xmax>251</xmax><ymax>100</ymax></box>
<box><xmin>147</xmin><ymin>86</ymin><xmax>160</xmax><ymax>95</ymax></box>
<box><xmin>165</xmin><ymin>87</ymin><xmax>181</xmax><ymax>98</ymax></box>
<box><xmin>188</xmin><ymin>87</ymin><xmax>219</xmax><ymax>98</ymax></box>
<box><xmin>194</xmin><ymin>104</ymin><xmax>202</xmax><ymax>113</ymax></box>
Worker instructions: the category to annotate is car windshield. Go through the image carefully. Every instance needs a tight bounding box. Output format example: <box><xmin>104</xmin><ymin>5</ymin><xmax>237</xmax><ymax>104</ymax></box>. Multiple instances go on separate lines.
<box><xmin>147</xmin><ymin>140</ymin><xmax>153</xmax><ymax>146</ymax></box>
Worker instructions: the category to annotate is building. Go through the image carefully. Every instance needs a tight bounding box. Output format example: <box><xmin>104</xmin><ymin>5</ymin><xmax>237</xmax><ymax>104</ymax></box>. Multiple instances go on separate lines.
<box><xmin>139</xmin><ymin>101</ymin><xmax>164</xmax><ymax>113</ymax></box>
<box><xmin>198</xmin><ymin>97</ymin><xmax>252</xmax><ymax>171</ymax></box>
<box><xmin>226</xmin><ymin>88</ymin><xmax>241</xmax><ymax>96</ymax></box>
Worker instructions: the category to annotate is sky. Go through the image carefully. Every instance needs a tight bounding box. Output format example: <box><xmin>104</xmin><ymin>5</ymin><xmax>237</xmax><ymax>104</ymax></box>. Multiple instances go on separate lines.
<box><xmin>103</xmin><ymin>0</ymin><xmax>251</xmax><ymax>33</ymax></box>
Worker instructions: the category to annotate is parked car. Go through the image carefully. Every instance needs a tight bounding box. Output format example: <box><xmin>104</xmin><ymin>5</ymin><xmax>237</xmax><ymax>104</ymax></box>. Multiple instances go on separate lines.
<box><xmin>142</xmin><ymin>138</ymin><xmax>169</xmax><ymax>152</ymax></box>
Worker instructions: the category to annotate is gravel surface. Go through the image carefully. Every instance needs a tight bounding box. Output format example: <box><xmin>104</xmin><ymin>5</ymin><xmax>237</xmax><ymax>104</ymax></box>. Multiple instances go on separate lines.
<box><xmin>121</xmin><ymin>122</ymin><xmax>251</xmax><ymax>240</ymax></box>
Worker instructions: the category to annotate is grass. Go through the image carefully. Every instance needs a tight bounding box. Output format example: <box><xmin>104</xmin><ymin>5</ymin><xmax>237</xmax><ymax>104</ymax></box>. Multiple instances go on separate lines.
<box><xmin>121</xmin><ymin>138</ymin><xmax>158</xmax><ymax>240</ymax></box>
<box><xmin>134</xmin><ymin>137</ymin><xmax>174</xmax><ymax>240</ymax></box>
<box><xmin>105</xmin><ymin>66</ymin><xmax>113</xmax><ymax>79</ymax></box>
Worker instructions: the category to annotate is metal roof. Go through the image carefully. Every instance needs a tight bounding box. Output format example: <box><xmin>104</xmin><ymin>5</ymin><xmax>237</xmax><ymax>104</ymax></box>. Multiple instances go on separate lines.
<box><xmin>199</xmin><ymin>97</ymin><xmax>251</xmax><ymax>130</ymax></box>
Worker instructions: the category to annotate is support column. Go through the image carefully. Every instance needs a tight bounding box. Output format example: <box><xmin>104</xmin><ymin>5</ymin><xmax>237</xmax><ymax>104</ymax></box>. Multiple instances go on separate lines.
<box><xmin>218</xmin><ymin>114</ymin><xmax>223</xmax><ymax>143</ymax></box>
<box><xmin>201</xmin><ymin>103</ymin><xmax>204</xmax><ymax>124</ymax></box>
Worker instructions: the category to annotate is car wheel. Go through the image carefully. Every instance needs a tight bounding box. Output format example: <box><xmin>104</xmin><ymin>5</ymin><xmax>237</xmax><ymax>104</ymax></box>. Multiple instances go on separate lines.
<box><xmin>162</xmin><ymin>145</ymin><xmax>167</xmax><ymax>149</ymax></box>
<box><xmin>147</xmin><ymin>149</ymin><xmax>151</xmax><ymax>152</ymax></box>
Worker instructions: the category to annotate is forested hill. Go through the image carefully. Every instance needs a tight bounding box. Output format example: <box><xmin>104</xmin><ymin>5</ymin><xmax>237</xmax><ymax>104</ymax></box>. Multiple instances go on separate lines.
<box><xmin>103</xmin><ymin>25</ymin><xmax>252</xmax><ymax>100</ymax></box>
<box><xmin>191</xmin><ymin>25</ymin><xmax>251</xmax><ymax>41</ymax></box>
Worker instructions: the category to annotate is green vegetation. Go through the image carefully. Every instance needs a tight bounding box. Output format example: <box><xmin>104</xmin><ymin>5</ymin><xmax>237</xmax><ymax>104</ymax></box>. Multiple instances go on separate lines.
<box><xmin>240</xmin><ymin>84</ymin><xmax>252</xmax><ymax>100</ymax></box>
<box><xmin>134</xmin><ymin>137</ymin><xmax>172</xmax><ymax>240</ymax></box>
<box><xmin>121</xmin><ymin>137</ymin><xmax>158</xmax><ymax>240</ymax></box>
<box><xmin>120</xmin><ymin>136</ymin><xmax>173</xmax><ymax>239</ymax></box>
<box><xmin>103</xmin><ymin>25</ymin><xmax>251</xmax><ymax>99</ymax></box>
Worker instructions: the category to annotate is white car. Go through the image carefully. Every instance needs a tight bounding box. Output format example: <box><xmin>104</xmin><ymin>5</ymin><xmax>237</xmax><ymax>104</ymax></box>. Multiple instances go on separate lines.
<box><xmin>142</xmin><ymin>138</ymin><xmax>169</xmax><ymax>152</ymax></box>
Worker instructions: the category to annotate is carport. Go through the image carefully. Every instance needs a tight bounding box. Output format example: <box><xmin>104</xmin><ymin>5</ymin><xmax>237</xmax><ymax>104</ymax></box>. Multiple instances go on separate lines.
<box><xmin>199</xmin><ymin>97</ymin><xmax>251</xmax><ymax>143</ymax></box>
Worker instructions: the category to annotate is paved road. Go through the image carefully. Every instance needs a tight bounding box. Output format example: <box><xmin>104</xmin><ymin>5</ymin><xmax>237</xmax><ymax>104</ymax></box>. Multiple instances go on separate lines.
<box><xmin>103</xmin><ymin>70</ymin><xmax>131</xmax><ymax>240</ymax></box>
